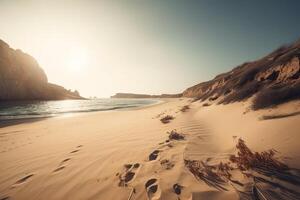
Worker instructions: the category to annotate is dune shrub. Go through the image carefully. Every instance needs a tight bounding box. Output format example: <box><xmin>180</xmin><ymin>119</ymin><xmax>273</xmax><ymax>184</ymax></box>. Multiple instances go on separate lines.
<box><xmin>252</xmin><ymin>82</ymin><xmax>300</xmax><ymax>110</ymax></box>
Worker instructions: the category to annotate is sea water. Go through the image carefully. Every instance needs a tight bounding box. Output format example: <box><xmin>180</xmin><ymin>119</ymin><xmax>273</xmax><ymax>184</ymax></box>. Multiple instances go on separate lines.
<box><xmin>0</xmin><ymin>98</ymin><xmax>159</xmax><ymax>120</ymax></box>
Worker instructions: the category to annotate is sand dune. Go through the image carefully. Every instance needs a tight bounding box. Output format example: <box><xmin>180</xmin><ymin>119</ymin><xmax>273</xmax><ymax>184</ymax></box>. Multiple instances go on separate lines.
<box><xmin>0</xmin><ymin>98</ymin><xmax>300</xmax><ymax>200</ymax></box>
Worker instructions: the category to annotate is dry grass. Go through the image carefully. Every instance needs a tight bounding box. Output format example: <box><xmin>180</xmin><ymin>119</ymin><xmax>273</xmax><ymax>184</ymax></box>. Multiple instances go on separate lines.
<box><xmin>180</xmin><ymin>105</ymin><xmax>190</xmax><ymax>112</ymax></box>
<box><xmin>229</xmin><ymin>138</ymin><xmax>288</xmax><ymax>171</ymax></box>
<box><xmin>192</xmin><ymin>97</ymin><xmax>201</xmax><ymax>102</ymax></box>
<box><xmin>252</xmin><ymin>82</ymin><xmax>300</xmax><ymax>110</ymax></box>
<box><xmin>209</xmin><ymin>96</ymin><xmax>219</xmax><ymax>101</ymax></box>
<box><xmin>220</xmin><ymin>81</ymin><xmax>261</xmax><ymax>104</ymax></box>
<box><xmin>185</xmin><ymin>160</ymin><xmax>234</xmax><ymax>179</ymax></box>
<box><xmin>160</xmin><ymin>115</ymin><xmax>174</xmax><ymax>124</ymax></box>
<box><xmin>167</xmin><ymin>130</ymin><xmax>185</xmax><ymax>140</ymax></box>
<box><xmin>185</xmin><ymin>138</ymin><xmax>290</xmax><ymax>191</ymax></box>
<box><xmin>202</xmin><ymin>103</ymin><xmax>211</xmax><ymax>107</ymax></box>
<box><xmin>184</xmin><ymin>159</ymin><xmax>232</xmax><ymax>191</ymax></box>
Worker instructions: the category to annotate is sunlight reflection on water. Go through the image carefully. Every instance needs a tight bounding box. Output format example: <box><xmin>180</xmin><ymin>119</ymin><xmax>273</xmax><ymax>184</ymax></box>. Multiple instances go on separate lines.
<box><xmin>0</xmin><ymin>99</ymin><xmax>159</xmax><ymax>120</ymax></box>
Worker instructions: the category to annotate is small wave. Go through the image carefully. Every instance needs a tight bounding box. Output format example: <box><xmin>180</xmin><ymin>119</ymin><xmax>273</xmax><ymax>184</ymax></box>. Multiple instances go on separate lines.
<box><xmin>0</xmin><ymin>99</ymin><xmax>158</xmax><ymax>120</ymax></box>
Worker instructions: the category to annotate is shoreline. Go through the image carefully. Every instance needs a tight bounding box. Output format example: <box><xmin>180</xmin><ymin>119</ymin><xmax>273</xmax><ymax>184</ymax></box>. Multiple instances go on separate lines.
<box><xmin>0</xmin><ymin>98</ymin><xmax>167</xmax><ymax>128</ymax></box>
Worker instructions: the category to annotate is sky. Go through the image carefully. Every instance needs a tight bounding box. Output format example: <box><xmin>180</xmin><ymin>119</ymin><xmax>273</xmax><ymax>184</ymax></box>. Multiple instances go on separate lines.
<box><xmin>1</xmin><ymin>0</ymin><xmax>300</xmax><ymax>97</ymax></box>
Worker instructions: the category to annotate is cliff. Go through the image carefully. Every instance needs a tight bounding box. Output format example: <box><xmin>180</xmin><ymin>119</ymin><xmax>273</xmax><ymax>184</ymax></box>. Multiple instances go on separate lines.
<box><xmin>111</xmin><ymin>93</ymin><xmax>182</xmax><ymax>98</ymax></box>
<box><xmin>183</xmin><ymin>39</ymin><xmax>300</xmax><ymax>109</ymax></box>
<box><xmin>0</xmin><ymin>39</ymin><xmax>83</xmax><ymax>100</ymax></box>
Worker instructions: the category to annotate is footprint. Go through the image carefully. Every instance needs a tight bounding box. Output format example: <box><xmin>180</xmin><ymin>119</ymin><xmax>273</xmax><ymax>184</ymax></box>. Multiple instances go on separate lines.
<box><xmin>148</xmin><ymin>185</ymin><xmax>158</xmax><ymax>194</ymax></box>
<box><xmin>118</xmin><ymin>163</ymin><xmax>141</xmax><ymax>187</ymax></box>
<box><xmin>133</xmin><ymin>163</ymin><xmax>140</xmax><ymax>168</ymax></box>
<box><xmin>173</xmin><ymin>183</ymin><xmax>183</xmax><ymax>195</ymax></box>
<box><xmin>145</xmin><ymin>178</ymin><xmax>161</xmax><ymax>200</ymax></box>
<box><xmin>53</xmin><ymin>166</ymin><xmax>65</xmax><ymax>173</ymax></box>
<box><xmin>60</xmin><ymin>158</ymin><xmax>71</xmax><ymax>164</ymax></box>
<box><xmin>149</xmin><ymin>150</ymin><xmax>160</xmax><ymax>161</ymax></box>
<box><xmin>70</xmin><ymin>149</ymin><xmax>79</xmax><ymax>154</ymax></box>
<box><xmin>124</xmin><ymin>164</ymin><xmax>133</xmax><ymax>169</ymax></box>
<box><xmin>124</xmin><ymin>163</ymin><xmax>140</xmax><ymax>170</ymax></box>
<box><xmin>124</xmin><ymin>172</ymin><xmax>135</xmax><ymax>182</ymax></box>
<box><xmin>13</xmin><ymin>174</ymin><xmax>34</xmax><ymax>186</ymax></box>
<box><xmin>145</xmin><ymin>178</ymin><xmax>157</xmax><ymax>188</ymax></box>
<box><xmin>70</xmin><ymin>145</ymin><xmax>82</xmax><ymax>154</ymax></box>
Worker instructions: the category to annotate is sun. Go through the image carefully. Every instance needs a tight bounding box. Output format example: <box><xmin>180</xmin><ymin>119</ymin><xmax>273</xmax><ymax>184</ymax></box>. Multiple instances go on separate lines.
<box><xmin>66</xmin><ymin>49</ymin><xmax>88</xmax><ymax>72</ymax></box>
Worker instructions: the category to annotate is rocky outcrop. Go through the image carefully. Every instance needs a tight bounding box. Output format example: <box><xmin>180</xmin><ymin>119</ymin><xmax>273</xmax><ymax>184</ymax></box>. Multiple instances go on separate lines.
<box><xmin>183</xmin><ymin>39</ymin><xmax>300</xmax><ymax>109</ymax></box>
<box><xmin>111</xmin><ymin>93</ymin><xmax>182</xmax><ymax>98</ymax></box>
<box><xmin>0</xmin><ymin>39</ymin><xmax>83</xmax><ymax>100</ymax></box>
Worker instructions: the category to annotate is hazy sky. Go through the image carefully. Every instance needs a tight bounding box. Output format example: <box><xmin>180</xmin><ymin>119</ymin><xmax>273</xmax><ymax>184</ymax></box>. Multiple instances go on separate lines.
<box><xmin>1</xmin><ymin>0</ymin><xmax>300</xmax><ymax>97</ymax></box>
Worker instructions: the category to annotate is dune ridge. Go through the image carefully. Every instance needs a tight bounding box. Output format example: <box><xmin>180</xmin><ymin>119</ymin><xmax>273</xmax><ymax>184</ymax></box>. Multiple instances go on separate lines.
<box><xmin>112</xmin><ymin>39</ymin><xmax>300</xmax><ymax>111</ymax></box>
<box><xmin>183</xmin><ymin>39</ymin><xmax>300</xmax><ymax>109</ymax></box>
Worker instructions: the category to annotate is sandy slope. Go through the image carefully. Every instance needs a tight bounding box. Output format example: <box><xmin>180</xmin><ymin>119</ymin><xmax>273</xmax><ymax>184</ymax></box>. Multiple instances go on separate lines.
<box><xmin>0</xmin><ymin>98</ymin><xmax>299</xmax><ymax>200</ymax></box>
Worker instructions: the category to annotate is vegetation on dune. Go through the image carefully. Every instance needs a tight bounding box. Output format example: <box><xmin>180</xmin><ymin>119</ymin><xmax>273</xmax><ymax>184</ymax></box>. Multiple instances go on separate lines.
<box><xmin>185</xmin><ymin>138</ymin><xmax>292</xmax><ymax>192</ymax></box>
<box><xmin>183</xmin><ymin>39</ymin><xmax>300</xmax><ymax>110</ymax></box>
<box><xmin>252</xmin><ymin>82</ymin><xmax>300</xmax><ymax>110</ymax></box>
<box><xmin>180</xmin><ymin>105</ymin><xmax>190</xmax><ymax>112</ymax></box>
<box><xmin>229</xmin><ymin>139</ymin><xmax>288</xmax><ymax>171</ymax></box>
<box><xmin>167</xmin><ymin>130</ymin><xmax>185</xmax><ymax>140</ymax></box>
<box><xmin>160</xmin><ymin>115</ymin><xmax>174</xmax><ymax>124</ymax></box>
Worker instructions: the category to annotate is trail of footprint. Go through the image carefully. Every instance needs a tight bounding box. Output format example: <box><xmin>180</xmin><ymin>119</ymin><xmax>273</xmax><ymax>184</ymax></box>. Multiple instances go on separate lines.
<box><xmin>145</xmin><ymin>178</ymin><xmax>161</xmax><ymax>200</ymax></box>
<box><xmin>13</xmin><ymin>174</ymin><xmax>34</xmax><ymax>186</ymax></box>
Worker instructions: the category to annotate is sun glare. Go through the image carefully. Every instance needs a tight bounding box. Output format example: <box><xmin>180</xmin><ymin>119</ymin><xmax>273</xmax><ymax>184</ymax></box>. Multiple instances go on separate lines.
<box><xmin>67</xmin><ymin>49</ymin><xmax>88</xmax><ymax>72</ymax></box>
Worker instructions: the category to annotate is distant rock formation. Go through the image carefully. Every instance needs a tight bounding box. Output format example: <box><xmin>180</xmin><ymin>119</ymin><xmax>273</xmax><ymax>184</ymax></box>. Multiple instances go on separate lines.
<box><xmin>183</xmin><ymin>39</ymin><xmax>300</xmax><ymax>109</ymax></box>
<box><xmin>0</xmin><ymin>39</ymin><xmax>83</xmax><ymax>100</ymax></box>
<box><xmin>111</xmin><ymin>93</ymin><xmax>182</xmax><ymax>98</ymax></box>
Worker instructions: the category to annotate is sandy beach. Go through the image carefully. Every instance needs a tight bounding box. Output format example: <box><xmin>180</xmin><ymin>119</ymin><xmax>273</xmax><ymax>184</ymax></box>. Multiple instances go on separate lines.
<box><xmin>1</xmin><ymin>98</ymin><xmax>299</xmax><ymax>200</ymax></box>
<box><xmin>1</xmin><ymin>1</ymin><xmax>300</xmax><ymax>199</ymax></box>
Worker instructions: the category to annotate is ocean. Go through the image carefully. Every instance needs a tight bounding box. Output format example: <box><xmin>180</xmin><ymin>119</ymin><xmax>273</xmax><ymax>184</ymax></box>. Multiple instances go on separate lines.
<box><xmin>0</xmin><ymin>98</ymin><xmax>159</xmax><ymax>120</ymax></box>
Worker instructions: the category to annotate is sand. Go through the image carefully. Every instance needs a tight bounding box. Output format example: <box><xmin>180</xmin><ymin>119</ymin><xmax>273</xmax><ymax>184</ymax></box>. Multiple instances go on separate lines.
<box><xmin>0</xmin><ymin>98</ymin><xmax>300</xmax><ymax>200</ymax></box>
